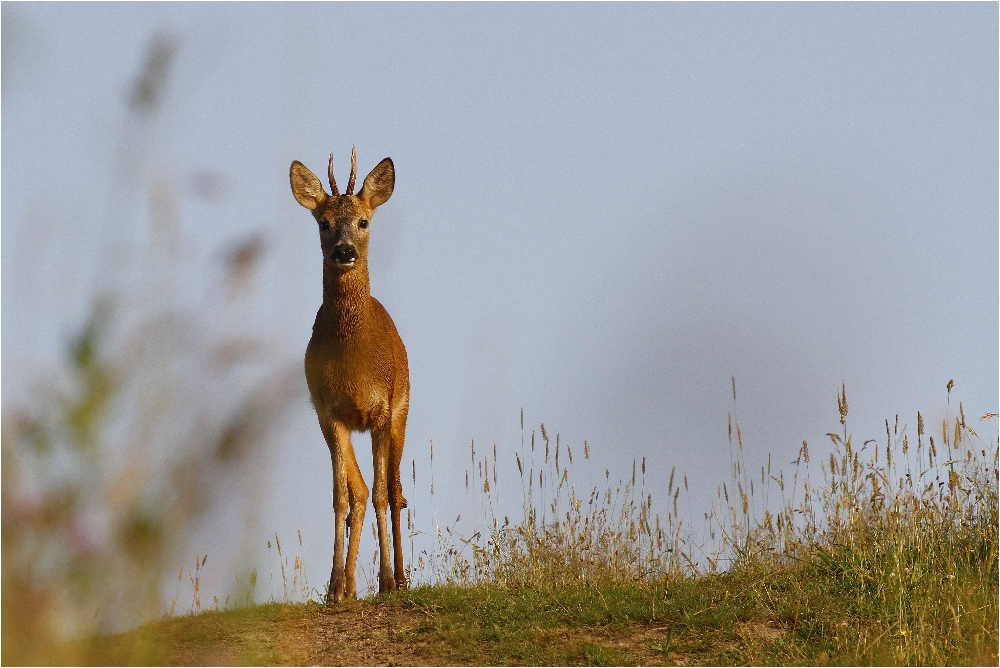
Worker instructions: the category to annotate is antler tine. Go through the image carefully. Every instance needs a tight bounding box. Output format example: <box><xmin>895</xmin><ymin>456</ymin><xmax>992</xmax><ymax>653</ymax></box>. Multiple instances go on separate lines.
<box><xmin>346</xmin><ymin>145</ymin><xmax>357</xmax><ymax>195</ymax></box>
<box><xmin>328</xmin><ymin>153</ymin><xmax>340</xmax><ymax>196</ymax></box>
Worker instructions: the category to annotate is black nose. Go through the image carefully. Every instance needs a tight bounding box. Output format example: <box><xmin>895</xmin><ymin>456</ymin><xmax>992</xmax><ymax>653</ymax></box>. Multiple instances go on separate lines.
<box><xmin>331</xmin><ymin>243</ymin><xmax>358</xmax><ymax>264</ymax></box>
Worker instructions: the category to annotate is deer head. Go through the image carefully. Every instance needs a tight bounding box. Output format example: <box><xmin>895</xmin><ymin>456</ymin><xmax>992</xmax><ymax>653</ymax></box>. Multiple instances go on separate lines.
<box><xmin>290</xmin><ymin>147</ymin><xmax>395</xmax><ymax>272</ymax></box>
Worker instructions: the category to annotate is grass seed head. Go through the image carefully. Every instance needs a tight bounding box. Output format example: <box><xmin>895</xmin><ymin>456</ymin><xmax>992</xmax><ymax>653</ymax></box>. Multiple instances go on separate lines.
<box><xmin>838</xmin><ymin>382</ymin><xmax>849</xmax><ymax>425</ymax></box>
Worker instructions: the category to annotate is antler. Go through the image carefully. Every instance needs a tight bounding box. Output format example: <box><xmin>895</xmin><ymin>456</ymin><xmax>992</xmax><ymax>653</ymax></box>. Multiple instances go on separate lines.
<box><xmin>346</xmin><ymin>145</ymin><xmax>357</xmax><ymax>196</ymax></box>
<box><xmin>328</xmin><ymin>153</ymin><xmax>340</xmax><ymax>196</ymax></box>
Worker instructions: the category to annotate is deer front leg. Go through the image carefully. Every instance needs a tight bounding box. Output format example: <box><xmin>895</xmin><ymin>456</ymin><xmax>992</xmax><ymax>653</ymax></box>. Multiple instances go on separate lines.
<box><xmin>342</xmin><ymin>426</ymin><xmax>368</xmax><ymax>599</ymax></box>
<box><xmin>327</xmin><ymin>423</ymin><xmax>350</xmax><ymax>603</ymax></box>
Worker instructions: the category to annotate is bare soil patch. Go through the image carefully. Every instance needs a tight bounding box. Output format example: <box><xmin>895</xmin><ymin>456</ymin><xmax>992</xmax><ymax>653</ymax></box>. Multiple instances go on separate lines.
<box><xmin>150</xmin><ymin>602</ymin><xmax>456</xmax><ymax>666</ymax></box>
<box><xmin>99</xmin><ymin>601</ymin><xmax>796</xmax><ymax>666</ymax></box>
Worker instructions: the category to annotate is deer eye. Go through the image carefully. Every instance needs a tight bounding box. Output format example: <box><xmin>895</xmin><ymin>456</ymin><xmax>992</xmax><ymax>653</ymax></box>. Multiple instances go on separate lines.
<box><xmin>359</xmin><ymin>219</ymin><xmax>369</xmax><ymax>229</ymax></box>
<box><xmin>318</xmin><ymin>220</ymin><xmax>330</xmax><ymax>232</ymax></box>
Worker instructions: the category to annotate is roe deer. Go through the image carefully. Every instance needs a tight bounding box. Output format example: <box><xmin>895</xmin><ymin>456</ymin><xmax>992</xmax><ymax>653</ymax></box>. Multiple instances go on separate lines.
<box><xmin>289</xmin><ymin>148</ymin><xmax>408</xmax><ymax>601</ymax></box>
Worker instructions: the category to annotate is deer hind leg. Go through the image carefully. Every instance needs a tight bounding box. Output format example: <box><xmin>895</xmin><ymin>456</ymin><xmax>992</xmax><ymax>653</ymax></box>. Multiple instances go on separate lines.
<box><xmin>389</xmin><ymin>399</ymin><xmax>409</xmax><ymax>588</ymax></box>
<box><xmin>371</xmin><ymin>423</ymin><xmax>396</xmax><ymax>593</ymax></box>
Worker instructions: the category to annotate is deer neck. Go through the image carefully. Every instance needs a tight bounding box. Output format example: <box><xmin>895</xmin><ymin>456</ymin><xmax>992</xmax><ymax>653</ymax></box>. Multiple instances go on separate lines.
<box><xmin>318</xmin><ymin>260</ymin><xmax>372</xmax><ymax>341</ymax></box>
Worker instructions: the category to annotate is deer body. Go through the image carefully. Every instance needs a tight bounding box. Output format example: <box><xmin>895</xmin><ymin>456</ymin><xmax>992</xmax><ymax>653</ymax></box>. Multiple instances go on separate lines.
<box><xmin>290</xmin><ymin>150</ymin><xmax>408</xmax><ymax>601</ymax></box>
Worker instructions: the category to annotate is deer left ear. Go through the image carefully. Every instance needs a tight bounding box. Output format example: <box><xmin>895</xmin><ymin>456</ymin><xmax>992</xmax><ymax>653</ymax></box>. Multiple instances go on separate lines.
<box><xmin>359</xmin><ymin>158</ymin><xmax>394</xmax><ymax>209</ymax></box>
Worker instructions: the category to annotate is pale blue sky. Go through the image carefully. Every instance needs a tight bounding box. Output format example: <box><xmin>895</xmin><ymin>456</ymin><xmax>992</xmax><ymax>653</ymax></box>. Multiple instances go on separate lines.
<box><xmin>3</xmin><ymin>2</ymin><xmax>997</xmax><ymax>609</ymax></box>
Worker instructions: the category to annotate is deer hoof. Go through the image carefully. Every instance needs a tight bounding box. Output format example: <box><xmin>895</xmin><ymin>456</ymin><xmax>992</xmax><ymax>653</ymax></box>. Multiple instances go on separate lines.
<box><xmin>328</xmin><ymin>574</ymin><xmax>347</xmax><ymax>603</ymax></box>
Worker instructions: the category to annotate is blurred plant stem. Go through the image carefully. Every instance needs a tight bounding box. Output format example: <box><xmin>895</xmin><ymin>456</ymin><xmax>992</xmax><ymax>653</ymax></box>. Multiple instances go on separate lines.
<box><xmin>1</xmin><ymin>33</ymin><xmax>299</xmax><ymax>664</ymax></box>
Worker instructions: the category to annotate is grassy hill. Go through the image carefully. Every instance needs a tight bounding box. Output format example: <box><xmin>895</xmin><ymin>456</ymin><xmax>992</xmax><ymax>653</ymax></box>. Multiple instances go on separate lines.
<box><xmin>4</xmin><ymin>387</ymin><xmax>997</xmax><ymax>666</ymax></box>
<box><xmin>21</xmin><ymin>563</ymin><xmax>1000</xmax><ymax>666</ymax></box>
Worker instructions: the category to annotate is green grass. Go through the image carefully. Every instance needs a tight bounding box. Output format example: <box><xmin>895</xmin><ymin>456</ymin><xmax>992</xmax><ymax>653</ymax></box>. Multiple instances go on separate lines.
<box><xmin>387</xmin><ymin>556</ymin><xmax>995</xmax><ymax>665</ymax></box>
<box><xmin>33</xmin><ymin>554</ymin><xmax>994</xmax><ymax>666</ymax></box>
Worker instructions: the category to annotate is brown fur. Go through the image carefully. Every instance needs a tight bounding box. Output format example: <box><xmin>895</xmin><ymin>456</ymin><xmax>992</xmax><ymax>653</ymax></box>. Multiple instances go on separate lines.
<box><xmin>290</xmin><ymin>154</ymin><xmax>408</xmax><ymax>602</ymax></box>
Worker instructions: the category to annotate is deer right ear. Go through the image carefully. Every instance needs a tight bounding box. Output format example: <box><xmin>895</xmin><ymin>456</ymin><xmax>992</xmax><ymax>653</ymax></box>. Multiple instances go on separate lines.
<box><xmin>359</xmin><ymin>158</ymin><xmax>395</xmax><ymax>209</ymax></box>
<box><xmin>290</xmin><ymin>161</ymin><xmax>328</xmax><ymax>211</ymax></box>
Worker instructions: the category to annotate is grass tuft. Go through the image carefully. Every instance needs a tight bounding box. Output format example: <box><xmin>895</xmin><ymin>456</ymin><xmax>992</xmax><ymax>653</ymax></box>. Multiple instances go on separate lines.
<box><xmin>392</xmin><ymin>384</ymin><xmax>997</xmax><ymax>665</ymax></box>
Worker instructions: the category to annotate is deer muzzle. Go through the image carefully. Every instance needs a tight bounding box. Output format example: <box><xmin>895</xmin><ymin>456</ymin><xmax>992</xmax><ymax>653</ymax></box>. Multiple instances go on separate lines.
<box><xmin>331</xmin><ymin>243</ymin><xmax>359</xmax><ymax>268</ymax></box>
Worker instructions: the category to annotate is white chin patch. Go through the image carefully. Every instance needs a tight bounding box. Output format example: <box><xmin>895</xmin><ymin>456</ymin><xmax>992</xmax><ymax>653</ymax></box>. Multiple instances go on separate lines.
<box><xmin>335</xmin><ymin>259</ymin><xmax>356</xmax><ymax>269</ymax></box>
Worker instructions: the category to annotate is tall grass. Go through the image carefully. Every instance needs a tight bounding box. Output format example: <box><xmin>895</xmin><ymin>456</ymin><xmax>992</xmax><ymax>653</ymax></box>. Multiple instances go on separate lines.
<box><xmin>400</xmin><ymin>382</ymin><xmax>997</xmax><ymax>664</ymax></box>
<box><xmin>412</xmin><ymin>419</ymin><xmax>694</xmax><ymax>587</ymax></box>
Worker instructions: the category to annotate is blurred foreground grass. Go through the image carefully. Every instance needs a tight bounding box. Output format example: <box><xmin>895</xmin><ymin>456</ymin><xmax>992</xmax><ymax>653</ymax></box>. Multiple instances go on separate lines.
<box><xmin>2</xmin><ymin>31</ymin><xmax>301</xmax><ymax>662</ymax></box>
<box><xmin>1</xmin><ymin>294</ymin><xmax>299</xmax><ymax>663</ymax></box>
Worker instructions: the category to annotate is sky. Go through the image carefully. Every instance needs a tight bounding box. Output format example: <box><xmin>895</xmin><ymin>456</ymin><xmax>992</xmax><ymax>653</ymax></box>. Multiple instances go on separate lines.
<box><xmin>3</xmin><ymin>2</ymin><xmax>997</xmax><ymax>611</ymax></box>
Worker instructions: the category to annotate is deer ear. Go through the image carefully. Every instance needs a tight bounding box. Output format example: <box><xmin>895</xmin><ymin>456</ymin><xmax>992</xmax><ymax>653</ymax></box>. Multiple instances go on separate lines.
<box><xmin>359</xmin><ymin>158</ymin><xmax>394</xmax><ymax>209</ymax></box>
<box><xmin>290</xmin><ymin>161</ymin><xmax>328</xmax><ymax>211</ymax></box>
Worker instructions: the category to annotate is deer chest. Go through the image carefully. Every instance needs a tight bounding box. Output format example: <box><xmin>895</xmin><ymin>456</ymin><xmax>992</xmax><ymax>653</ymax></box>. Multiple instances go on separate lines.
<box><xmin>304</xmin><ymin>343</ymin><xmax>392</xmax><ymax>431</ymax></box>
